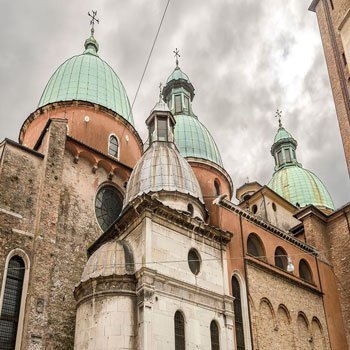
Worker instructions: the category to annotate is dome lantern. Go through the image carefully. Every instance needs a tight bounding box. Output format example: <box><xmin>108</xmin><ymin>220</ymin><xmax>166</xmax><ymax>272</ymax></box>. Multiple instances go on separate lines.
<box><xmin>161</xmin><ymin>56</ymin><xmax>223</xmax><ymax>168</ymax></box>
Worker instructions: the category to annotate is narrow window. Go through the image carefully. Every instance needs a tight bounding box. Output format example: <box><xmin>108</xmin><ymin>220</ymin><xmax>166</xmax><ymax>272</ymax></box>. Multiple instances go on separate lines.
<box><xmin>175</xmin><ymin>95</ymin><xmax>182</xmax><ymax>114</ymax></box>
<box><xmin>149</xmin><ymin>122</ymin><xmax>155</xmax><ymax>144</ymax></box>
<box><xmin>108</xmin><ymin>135</ymin><xmax>119</xmax><ymax>158</ymax></box>
<box><xmin>232</xmin><ymin>276</ymin><xmax>245</xmax><ymax>350</ymax></box>
<box><xmin>277</xmin><ymin>150</ymin><xmax>283</xmax><ymax>165</ymax></box>
<box><xmin>184</xmin><ymin>96</ymin><xmax>190</xmax><ymax>112</ymax></box>
<box><xmin>214</xmin><ymin>179</ymin><xmax>220</xmax><ymax>196</ymax></box>
<box><xmin>342</xmin><ymin>52</ymin><xmax>347</xmax><ymax>66</ymax></box>
<box><xmin>329</xmin><ymin>0</ymin><xmax>334</xmax><ymax>10</ymax></box>
<box><xmin>187</xmin><ymin>203</ymin><xmax>194</xmax><ymax>217</ymax></box>
<box><xmin>0</xmin><ymin>256</ymin><xmax>25</xmax><ymax>350</ymax></box>
<box><xmin>251</xmin><ymin>204</ymin><xmax>258</xmax><ymax>214</ymax></box>
<box><xmin>210</xmin><ymin>321</ymin><xmax>220</xmax><ymax>350</ymax></box>
<box><xmin>292</xmin><ymin>149</ymin><xmax>296</xmax><ymax>160</ymax></box>
<box><xmin>174</xmin><ymin>311</ymin><xmax>185</xmax><ymax>350</ymax></box>
<box><xmin>157</xmin><ymin>117</ymin><xmax>168</xmax><ymax>142</ymax></box>
<box><xmin>299</xmin><ymin>259</ymin><xmax>313</xmax><ymax>283</ymax></box>
<box><xmin>285</xmin><ymin>149</ymin><xmax>292</xmax><ymax>163</ymax></box>
<box><xmin>274</xmin><ymin>247</ymin><xmax>288</xmax><ymax>270</ymax></box>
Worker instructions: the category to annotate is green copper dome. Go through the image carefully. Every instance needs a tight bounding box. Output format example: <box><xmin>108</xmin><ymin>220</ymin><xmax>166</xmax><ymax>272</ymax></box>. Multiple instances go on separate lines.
<box><xmin>166</xmin><ymin>66</ymin><xmax>190</xmax><ymax>83</ymax></box>
<box><xmin>174</xmin><ymin>114</ymin><xmax>223</xmax><ymax>166</ymax></box>
<box><xmin>268</xmin><ymin>165</ymin><xmax>335</xmax><ymax>210</ymax></box>
<box><xmin>268</xmin><ymin>123</ymin><xmax>334</xmax><ymax>211</ymax></box>
<box><xmin>38</xmin><ymin>35</ymin><xmax>134</xmax><ymax>125</ymax></box>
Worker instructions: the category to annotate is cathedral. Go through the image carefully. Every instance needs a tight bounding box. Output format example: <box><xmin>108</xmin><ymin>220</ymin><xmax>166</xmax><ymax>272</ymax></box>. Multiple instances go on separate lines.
<box><xmin>0</xmin><ymin>8</ymin><xmax>349</xmax><ymax>350</ymax></box>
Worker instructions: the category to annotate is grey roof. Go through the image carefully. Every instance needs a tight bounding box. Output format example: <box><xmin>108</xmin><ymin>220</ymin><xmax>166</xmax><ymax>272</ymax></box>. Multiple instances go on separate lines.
<box><xmin>81</xmin><ymin>240</ymin><xmax>135</xmax><ymax>281</ymax></box>
<box><xmin>124</xmin><ymin>142</ymin><xmax>204</xmax><ymax>206</ymax></box>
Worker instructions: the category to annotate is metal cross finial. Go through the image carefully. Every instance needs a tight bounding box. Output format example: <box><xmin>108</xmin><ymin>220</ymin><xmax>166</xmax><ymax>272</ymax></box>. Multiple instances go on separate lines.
<box><xmin>88</xmin><ymin>10</ymin><xmax>99</xmax><ymax>36</ymax></box>
<box><xmin>159</xmin><ymin>82</ymin><xmax>163</xmax><ymax>101</ymax></box>
<box><xmin>275</xmin><ymin>109</ymin><xmax>282</xmax><ymax>127</ymax></box>
<box><xmin>173</xmin><ymin>48</ymin><xmax>180</xmax><ymax>67</ymax></box>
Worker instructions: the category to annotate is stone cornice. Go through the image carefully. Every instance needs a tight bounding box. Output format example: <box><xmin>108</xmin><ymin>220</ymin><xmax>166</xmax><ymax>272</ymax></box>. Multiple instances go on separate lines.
<box><xmin>88</xmin><ymin>194</ymin><xmax>232</xmax><ymax>256</ymax></box>
<box><xmin>308</xmin><ymin>0</ymin><xmax>320</xmax><ymax>12</ymax></box>
<box><xmin>74</xmin><ymin>274</ymin><xmax>137</xmax><ymax>305</ymax></box>
<box><xmin>218</xmin><ymin>199</ymin><xmax>318</xmax><ymax>255</ymax></box>
<box><xmin>3</xmin><ymin>138</ymin><xmax>44</xmax><ymax>159</ymax></box>
<box><xmin>66</xmin><ymin>136</ymin><xmax>133</xmax><ymax>172</ymax></box>
<box><xmin>294</xmin><ymin>203</ymin><xmax>350</xmax><ymax>224</ymax></box>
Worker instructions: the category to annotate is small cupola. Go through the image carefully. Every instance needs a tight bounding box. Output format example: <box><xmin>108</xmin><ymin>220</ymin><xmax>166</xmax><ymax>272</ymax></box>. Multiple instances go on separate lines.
<box><xmin>146</xmin><ymin>90</ymin><xmax>176</xmax><ymax>145</ymax></box>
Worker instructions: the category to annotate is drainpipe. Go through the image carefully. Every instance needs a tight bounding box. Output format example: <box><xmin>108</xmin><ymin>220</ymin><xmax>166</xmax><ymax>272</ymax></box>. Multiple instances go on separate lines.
<box><xmin>239</xmin><ymin>212</ymin><xmax>254</xmax><ymax>349</ymax></box>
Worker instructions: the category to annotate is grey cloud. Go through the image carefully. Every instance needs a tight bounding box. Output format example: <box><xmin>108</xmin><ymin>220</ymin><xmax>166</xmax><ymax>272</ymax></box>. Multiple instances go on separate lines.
<box><xmin>0</xmin><ymin>0</ymin><xmax>348</xmax><ymax>207</ymax></box>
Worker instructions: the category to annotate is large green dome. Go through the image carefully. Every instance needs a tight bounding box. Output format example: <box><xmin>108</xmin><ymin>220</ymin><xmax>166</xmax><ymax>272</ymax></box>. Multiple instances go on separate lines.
<box><xmin>38</xmin><ymin>36</ymin><xmax>134</xmax><ymax>125</ymax></box>
<box><xmin>268</xmin><ymin>165</ymin><xmax>335</xmax><ymax>210</ymax></box>
<box><xmin>174</xmin><ymin>114</ymin><xmax>223</xmax><ymax>167</ymax></box>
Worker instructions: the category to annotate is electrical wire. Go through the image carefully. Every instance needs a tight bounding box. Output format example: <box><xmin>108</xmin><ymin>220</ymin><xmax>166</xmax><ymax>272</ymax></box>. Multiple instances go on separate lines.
<box><xmin>3</xmin><ymin>252</ymin><xmax>325</xmax><ymax>270</ymax></box>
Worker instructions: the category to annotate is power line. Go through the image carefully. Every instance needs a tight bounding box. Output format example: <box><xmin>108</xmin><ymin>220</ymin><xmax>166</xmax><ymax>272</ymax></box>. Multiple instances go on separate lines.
<box><xmin>129</xmin><ymin>0</ymin><xmax>171</xmax><ymax>115</ymax></box>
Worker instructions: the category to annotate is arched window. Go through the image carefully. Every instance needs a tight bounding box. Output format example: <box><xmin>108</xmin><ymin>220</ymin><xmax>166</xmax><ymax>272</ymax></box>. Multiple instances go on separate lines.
<box><xmin>274</xmin><ymin>247</ymin><xmax>288</xmax><ymax>270</ymax></box>
<box><xmin>247</xmin><ymin>233</ymin><xmax>265</xmax><ymax>260</ymax></box>
<box><xmin>210</xmin><ymin>320</ymin><xmax>220</xmax><ymax>350</ymax></box>
<box><xmin>108</xmin><ymin>135</ymin><xmax>119</xmax><ymax>158</ymax></box>
<box><xmin>299</xmin><ymin>259</ymin><xmax>313</xmax><ymax>283</ymax></box>
<box><xmin>0</xmin><ymin>256</ymin><xmax>25</xmax><ymax>350</ymax></box>
<box><xmin>214</xmin><ymin>179</ymin><xmax>220</xmax><ymax>196</ymax></box>
<box><xmin>174</xmin><ymin>311</ymin><xmax>185</xmax><ymax>350</ymax></box>
<box><xmin>232</xmin><ymin>276</ymin><xmax>245</xmax><ymax>350</ymax></box>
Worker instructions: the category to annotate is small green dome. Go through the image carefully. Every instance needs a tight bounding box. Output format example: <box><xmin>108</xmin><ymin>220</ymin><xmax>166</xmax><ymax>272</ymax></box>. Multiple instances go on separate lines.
<box><xmin>38</xmin><ymin>36</ymin><xmax>134</xmax><ymax>125</ymax></box>
<box><xmin>167</xmin><ymin>66</ymin><xmax>190</xmax><ymax>83</ymax></box>
<box><xmin>274</xmin><ymin>127</ymin><xmax>294</xmax><ymax>143</ymax></box>
<box><xmin>174</xmin><ymin>114</ymin><xmax>223</xmax><ymax>167</ymax></box>
<box><xmin>268</xmin><ymin>165</ymin><xmax>335</xmax><ymax>210</ymax></box>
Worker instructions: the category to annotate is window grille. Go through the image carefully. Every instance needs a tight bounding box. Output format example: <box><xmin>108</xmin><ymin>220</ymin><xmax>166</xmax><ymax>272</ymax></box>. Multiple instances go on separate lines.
<box><xmin>157</xmin><ymin>117</ymin><xmax>168</xmax><ymax>142</ymax></box>
<box><xmin>109</xmin><ymin>135</ymin><xmax>119</xmax><ymax>158</ymax></box>
<box><xmin>175</xmin><ymin>95</ymin><xmax>182</xmax><ymax>114</ymax></box>
<box><xmin>95</xmin><ymin>186</ymin><xmax>123</xmax><ymax>231</ymax></box>
<box><xmin>232</xmin><ymin>276</ymin><xmax>245</xmax><ymax>350</ymax></box>
<box><xmin>0</xmin><ymin>256</ymin><xmax>25</xmax><ymax>350</ymax></box>
<box><xmin>174</xmin><ymin>311</ymin><xmax>185</xmax><ymax>350</ymax></box>
<box><xmin>210</xmin><ymin>321</ymin><xmax>220</xmax><ymax>350</ymax></box>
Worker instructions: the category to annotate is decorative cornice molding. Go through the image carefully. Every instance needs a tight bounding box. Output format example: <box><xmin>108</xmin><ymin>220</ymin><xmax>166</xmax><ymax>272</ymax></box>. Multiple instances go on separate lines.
<box><xmin>88</xmin><ymin>194</ymin><xmax>232</xmax><ymax>257</ymax></box>
<box><xmin>218</xmin><ymin>199</ymin><xmax>318</xmax><ymax>255</ymax></box>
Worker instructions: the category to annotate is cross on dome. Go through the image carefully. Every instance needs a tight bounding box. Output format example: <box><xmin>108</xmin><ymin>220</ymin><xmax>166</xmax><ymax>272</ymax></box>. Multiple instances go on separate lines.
<box><xmin>88</xmin><ymin>10</ymin><xmax>99</xmax><ymax>36</ymax></box>
<box><xmin>275</xmin><ymin>109</ymin><xmax>283</xmax><ymax>127</ymax></box>
<box><xmin>173</xmin><ymin>48</ymin><xmax>180</xmax><ymax>67</ymax></box>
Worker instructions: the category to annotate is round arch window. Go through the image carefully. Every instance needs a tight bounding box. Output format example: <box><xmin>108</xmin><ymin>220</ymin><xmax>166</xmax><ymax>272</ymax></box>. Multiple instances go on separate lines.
<box><xmin>95</xmin><ymin>186</ymin><xmax>123</xmax><ymax>231</ymax></box>
<box><xmin>188</xmin><ymin>249</ymin><xmax>201</xmax><ymax>275</ymax></box>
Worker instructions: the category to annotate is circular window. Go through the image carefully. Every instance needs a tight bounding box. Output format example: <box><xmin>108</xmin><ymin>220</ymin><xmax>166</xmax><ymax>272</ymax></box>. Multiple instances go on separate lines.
<box><xmin>188</xmin><ymin>249</ymin><xmax>201</xmax><ymax>275</ymax></box>
<box><xmin>95</xmin><ymin>186</ymin><xmax>123</xmax><ymax>231</ymax></box>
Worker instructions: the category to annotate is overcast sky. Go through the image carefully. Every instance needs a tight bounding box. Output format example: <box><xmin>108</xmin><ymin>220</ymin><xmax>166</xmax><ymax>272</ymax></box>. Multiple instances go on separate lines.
<box><xmin>1</xmin><ymin>0</ymin><xmax>349</xmax><ymax>207</ymax></box>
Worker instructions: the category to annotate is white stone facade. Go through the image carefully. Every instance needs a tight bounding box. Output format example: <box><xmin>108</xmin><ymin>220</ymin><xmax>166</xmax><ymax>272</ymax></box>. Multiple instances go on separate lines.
<box><xmin>74</xmin><ymin>206</ymin><xmax>234</xmax><ymax>349</ymax></box>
